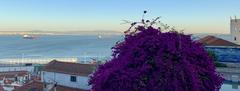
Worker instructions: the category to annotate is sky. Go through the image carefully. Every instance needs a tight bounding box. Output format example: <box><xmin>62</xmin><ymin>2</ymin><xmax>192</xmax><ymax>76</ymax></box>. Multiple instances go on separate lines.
<box><xmin>0</xmin><ymin>0</ymin><xmax>240</xmax><ymax>34</ymax></box>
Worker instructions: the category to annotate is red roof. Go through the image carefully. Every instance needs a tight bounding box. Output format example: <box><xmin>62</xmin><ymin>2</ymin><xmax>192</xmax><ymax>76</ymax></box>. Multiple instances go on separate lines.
<box><xmin>13</xmin><ymin>80</ymin><xmax>86</xmax><ymax>91</ymax></box>
<box><xmin>0</xmin><ymin>71</ymin><xmax>28</xmax><ymax>76</ymax></box>
<box><xmin>43</xmin><ymin>60</ymin><xmax>96</xmax><ymax>76</ymax></box>
<box><xmin>4</xmin><ymin>79</ymin><xmax>14</xmax><ymax>84</ymax></box>
<box><xmin>0</xmin><ymin>86</ymin><xmax>4</xmax><ymax>91</ymax></box>
<box><xmin>13</xmin><ymin>80</ymin><xmax>43</xmax><ymax>91</ymax></box>
<box><xmin>0</xmin><ymin>71</ymin><xmax>29</xmax><ymax>80</ymax></box>
<box><xmin>30</xmin><ymin>75</ymin><xmax>41</xmax><ymax>81</ymax></box>
<box><xmin>198</xmin><ymin>35</ymin><xmax>239</xmax><ymax>46</ymax></box>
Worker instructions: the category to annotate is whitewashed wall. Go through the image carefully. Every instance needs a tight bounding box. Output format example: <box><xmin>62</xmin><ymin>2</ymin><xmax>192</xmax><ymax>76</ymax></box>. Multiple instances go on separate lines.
<box><xmin>0</xmin><ymin>66</ymin><xmax>34</xmax><ymax>72</ymax></box>
<box><xmin>0</xmin><ymin>57</ymin><xmax>78</xmax><ymax>64</ymax></box>
<box><xmin>41</xmin><ymin>71</ymin><xmax>90</xmax><ymax>90</ymax></box>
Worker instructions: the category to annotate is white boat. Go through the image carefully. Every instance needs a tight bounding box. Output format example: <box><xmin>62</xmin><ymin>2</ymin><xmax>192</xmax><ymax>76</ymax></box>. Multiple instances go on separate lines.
<box><xmin>98</xmin><ymin>35</ymin><xmax>102</xmax><ymax>39</ymax></box>
<box><xmin>23</xmin><ymin>34</ymin><xmax>36</xmax><ymax>39</ymax></box>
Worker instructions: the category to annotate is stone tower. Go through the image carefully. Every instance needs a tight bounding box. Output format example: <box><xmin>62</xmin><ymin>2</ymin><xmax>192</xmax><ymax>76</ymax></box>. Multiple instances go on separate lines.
<box><xmin>230</xmin><ymin>16</ymin><xmax>240</xmax><ymax>44</ymax></box>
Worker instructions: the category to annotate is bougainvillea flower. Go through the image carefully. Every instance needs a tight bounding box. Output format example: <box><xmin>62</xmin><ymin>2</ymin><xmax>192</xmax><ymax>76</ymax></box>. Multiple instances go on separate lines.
<box><xmin>89</xmin><ymin>26</ymin><xmax>224</xmax><ymax>91</ymax></box>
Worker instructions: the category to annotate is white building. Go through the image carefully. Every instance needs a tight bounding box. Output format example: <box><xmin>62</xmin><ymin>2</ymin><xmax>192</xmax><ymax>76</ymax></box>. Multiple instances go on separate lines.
<box><xmin>230</xmin><ymin>16</ymin><xmax>240</xmax><ymax>44</ymax></box>
<box><xmin>0</xmin><ymin>71</ymin><xmax>31</xmax><ymax>91</ymax></box>
<box><xmin>41</xmin><ymin>60</ymin><xmax>96</xmax><ymax>90</ymax></box>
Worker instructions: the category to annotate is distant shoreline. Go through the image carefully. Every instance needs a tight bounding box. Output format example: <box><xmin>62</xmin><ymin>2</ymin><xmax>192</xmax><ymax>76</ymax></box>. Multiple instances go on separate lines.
<box><xmin>0</xmin><ymin>31</ymin><xmax>230</xmax><ymax>36</ymax></box>
<box><xmin>0</xmin><ymin>31</ymin><xmax>123</xmax><ymax>35</ymax></box>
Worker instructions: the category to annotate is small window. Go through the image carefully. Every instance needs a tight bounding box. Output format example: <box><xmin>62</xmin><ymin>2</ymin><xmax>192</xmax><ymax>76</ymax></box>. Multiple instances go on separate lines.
<box><xmin>234</xmin><ymin>37</ymin><xmax>237</xmax><ymax>41</ymax></box>
<box><xmin>70</xmin><ymin>76</ymin><xmax>77</xmax><ymax>82</ymax></box>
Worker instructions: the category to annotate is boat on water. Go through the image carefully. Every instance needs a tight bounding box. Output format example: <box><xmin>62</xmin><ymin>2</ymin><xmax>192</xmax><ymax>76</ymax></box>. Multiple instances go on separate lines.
<box><xmin>98</xmin><ymin>35</ymin><xmax>102</xmax><ymax>39</ymax></box>
<box><xmin>23</xmin><ymin>34</ymin><xmax>36</xmax><ymax>39</ymax></box>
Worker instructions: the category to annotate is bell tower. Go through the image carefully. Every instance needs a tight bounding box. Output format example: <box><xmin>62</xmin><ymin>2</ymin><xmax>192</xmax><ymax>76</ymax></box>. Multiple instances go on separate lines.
<box><xmin>230</xmin><ymin>16</ymin><xmax>240</xmax><ymax>44</ymax></box>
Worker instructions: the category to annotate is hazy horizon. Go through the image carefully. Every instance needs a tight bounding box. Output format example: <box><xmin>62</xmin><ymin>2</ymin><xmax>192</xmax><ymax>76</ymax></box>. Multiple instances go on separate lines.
<box><xmin>0</xmin><ymin>0</ymin><xmax>240</xmax><ymax>34</ymax></box>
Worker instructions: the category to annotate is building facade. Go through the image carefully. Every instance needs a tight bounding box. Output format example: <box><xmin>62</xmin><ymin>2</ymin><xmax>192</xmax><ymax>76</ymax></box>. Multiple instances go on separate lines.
<box><xmin>206</xmin><ymin>46</ymin><xmax>240</xmax><ymax>62</ymax></box>
<box><xmin>41</xmin><ymin>60</ymin><xmax>96</xmax><ymax>90</ymax></box>
<box><xmin>0</xmin><ymin>71</ymin><xmax>31</xmax><ymax>91</ymax></box>
<box><xmin>230</xmin><ymin>17</ymin><xmax>240</xmax><ymax>44</ymax></box>
<box><xmin>198</xmin><ymin>35</ymin><xmax>240</xmax><ymax>62</ymax></box>
<box><xmin>41</xmin><ymin>71</ymin><xmax>90</xmax><ymax>90</ymax></box>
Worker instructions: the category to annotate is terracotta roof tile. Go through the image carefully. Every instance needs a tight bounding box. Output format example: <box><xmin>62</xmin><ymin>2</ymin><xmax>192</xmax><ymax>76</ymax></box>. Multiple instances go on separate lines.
<box><xmin>4</xmin><ymin>79</ymin><xmax>14</xmax><ymax>84</ymax></box>
<box><xmin>0</xmin><ymin>86</ymin><xmax>4</xmax><ymax>91</ymax></box>
<box><xmin>43</xmin><ymin>60</ymin><xmax>96</xmax><ymax>76</ymax></box>
<box><xmin>198</xmin><ymin>35</ymin><xmax>239</xmax><ymax>46</ymax></box>
<box><xmin>0</xmin><ymin>71</ymin><xmax>29</xmax><ymax>80</ymax></box>
<box><xmin>13</xmin><ymin>80</ymin><xmax>43</xmax><ymax>91</ymax></box>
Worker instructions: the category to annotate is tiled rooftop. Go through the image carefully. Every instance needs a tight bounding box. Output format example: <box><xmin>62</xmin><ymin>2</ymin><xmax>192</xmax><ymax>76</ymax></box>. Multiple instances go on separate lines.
<box><xmin>43</xmin><ymin>60</ymin><xmax>96</xmax><ymax>76</ymax></box>
<box><xmin>198</xmin><ymin>35</ymin><xmax>239</xmax><ymax>46</ymax></box>
<box><xmin>0</xmin><ymin>71</ymin><xmax>29</xmax><ymax>80</ymax></box>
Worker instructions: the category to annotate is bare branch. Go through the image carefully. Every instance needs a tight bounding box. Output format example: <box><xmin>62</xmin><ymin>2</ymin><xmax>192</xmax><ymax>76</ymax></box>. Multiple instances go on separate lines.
<box><xmin>122</xmin><ymin>11</ymin><xmax>182</xmax><ymax>35</ymax></box>
<box><xmin>150</xmin><ymin>17</ymin><xmax>161</xmax><ymax>26</ymax></box>
<box><xmin>121</xmin><ymin>20</ymin><xmax>133</xmax><ymax>25</ymax></box>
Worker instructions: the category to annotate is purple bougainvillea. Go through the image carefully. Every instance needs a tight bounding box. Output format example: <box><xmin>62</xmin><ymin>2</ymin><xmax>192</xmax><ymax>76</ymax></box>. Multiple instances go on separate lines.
<box><xmin>89</xmin><ymin>24</ymin><xmax>223</xmax><ymax>91</ymax></box>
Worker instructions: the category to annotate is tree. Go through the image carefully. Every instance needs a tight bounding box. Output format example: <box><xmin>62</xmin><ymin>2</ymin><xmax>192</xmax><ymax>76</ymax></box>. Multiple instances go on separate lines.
<box><xmin>89</xmin><ymin>12</ymin><xmax>224</xmax><ymax>91</ymax></box>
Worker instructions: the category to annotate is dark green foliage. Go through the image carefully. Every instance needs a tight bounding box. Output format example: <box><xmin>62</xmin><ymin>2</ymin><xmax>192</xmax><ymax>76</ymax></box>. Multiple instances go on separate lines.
<box><xmin>207</xmin><ymin>50</ymin><xmax>227</xmax><ymax>67</ymax></box>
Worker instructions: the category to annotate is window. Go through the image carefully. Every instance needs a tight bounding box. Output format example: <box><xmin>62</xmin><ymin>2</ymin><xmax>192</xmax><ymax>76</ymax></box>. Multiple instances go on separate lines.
<box><xmin>70</xmin><ymin>76</ymin><xmax>77</xmax><ymax>82</ymax></box>
<box><xmin>234</xmin><ymin>37</ymin><xmax>237</xmax><ymax>41</ymax></box>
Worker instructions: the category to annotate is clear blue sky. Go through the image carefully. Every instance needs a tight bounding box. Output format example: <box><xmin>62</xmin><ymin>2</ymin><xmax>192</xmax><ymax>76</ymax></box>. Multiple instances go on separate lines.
<box><xmin>0</xmin><ymin>0</ymin><xmax>239</xmax><ymax>33</ymax></box>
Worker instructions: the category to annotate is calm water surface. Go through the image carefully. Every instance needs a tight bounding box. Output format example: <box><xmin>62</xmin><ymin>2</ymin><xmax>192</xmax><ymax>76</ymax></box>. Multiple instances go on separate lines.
<box><xmin>0</xmin><ymin>35</ymin><xmax>123</xmax><ymax>58</ymax></box>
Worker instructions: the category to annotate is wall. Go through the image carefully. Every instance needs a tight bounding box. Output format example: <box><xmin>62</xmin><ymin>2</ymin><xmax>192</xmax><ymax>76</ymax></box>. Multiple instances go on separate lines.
<box><xmin>206</xmin><ymin>46</ymin><xmax>240</xmax><ymax>62</ymax></box>
<box><xmin>230</xmin><ymin>19</ymin><xmax>240</xmax><ymax>44</ymax></box>
<box><xmin>0</xmin><ymin>57</ymin><xmax>78</xmax><ymax>64</ymax></box>
<box><xmin>0</xmin><ymin>66</ymin><xmax>34</xmax><ymax>72</ymax></box>
<box><xmin>41</xmin><ymin>71</ymin><xmax>90</xmax><ymax>90</ymax></box>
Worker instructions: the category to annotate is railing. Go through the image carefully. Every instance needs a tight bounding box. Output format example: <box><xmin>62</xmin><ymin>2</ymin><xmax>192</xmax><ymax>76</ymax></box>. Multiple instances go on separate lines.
<box><xmin>0</xmin><ymin>57</ymin><xmax>77</xmax><ymax>64</ymax></box>
<box><xmin>217</xmin><ymin>68</ymin><xmax>240</xmax><ymax>83</ymax></box>
<box><xmin>0</xmin><ymin>56</ymin><xmax>110</xmax><ymax>65</ymax></box>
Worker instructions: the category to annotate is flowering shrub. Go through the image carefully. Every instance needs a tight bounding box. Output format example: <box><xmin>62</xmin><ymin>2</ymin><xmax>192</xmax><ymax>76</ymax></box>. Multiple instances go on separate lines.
<box><xmin>89</xmin><ymin>14</ymin><xmax>223</xmax><ymax>91</ymax></box>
